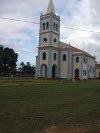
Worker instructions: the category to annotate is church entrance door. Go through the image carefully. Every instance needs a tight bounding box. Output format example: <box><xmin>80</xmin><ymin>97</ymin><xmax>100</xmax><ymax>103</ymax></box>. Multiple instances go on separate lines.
<box><xmin>41</xmin><ymin>64</ymin><xmax>47</xmax><ymax>78</ymax></box>
<box><xmin>75</xmin><ymin>69</ymin><xmax>79</xmax><ymax>80</ymax></box>
<box><xmin>52</xmin><ymin>65</ymin><xmax>57</xmax><ymax>78</ymax></box>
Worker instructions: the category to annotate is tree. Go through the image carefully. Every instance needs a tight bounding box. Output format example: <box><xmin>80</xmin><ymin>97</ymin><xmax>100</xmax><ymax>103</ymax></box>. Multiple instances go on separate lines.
<box><xmin>0</xmin><ymin>45</ymin><xmax>18</xmax><ymax>76</ymax></box>
<box><xmin>0</xmin><ymin>45</ymin><xmax>4</xmax><ymax>75</ymax></box>
<box><xmin>26</xmin><ymin>62</ymin><xmax>31</xmax><ymax>66</ymax></box>
<box><xmin>18</xmin><ymin>62</ymin><xmax>35</xmax><ymax>77</ymax></box>
<box><xmin>20</xmin><ymin>62</ymin><xmax>25</xmax><ymax>69</ymax></box>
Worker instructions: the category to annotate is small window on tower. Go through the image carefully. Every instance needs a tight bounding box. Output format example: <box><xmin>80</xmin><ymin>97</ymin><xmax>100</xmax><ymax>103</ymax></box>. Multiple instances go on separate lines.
<box><xmin>53</xmin><ymin>23</ymin><xmax>55</xmax><ymax>30</ymax></box>
<box><xmin>46</xmin><ymin>22</ymin><xmax>49</xmax><ymax>30</ymax></box>
<box><xmin>54</xmin><ymin>53</ymin><xmax>56</xmax><ymax>60</ymax></box>
<box><xmin>54</xmin><ymin>38</ymin><xmax>57</xmax><ymax>43</ymax></box>
<box><xmin>43</xmin><ymin>38</ymin><xmax>47</xmax><ymax>43</ymax></box>
<box><xmin>42</xmin><ymin>52</ymin><xmax>46</xmax><ymax>60</ymax></box>
<box><xmin>56</xmin><ymin>24</ymin><xmax>58</xmax><ymax>31</ymax></box>
<box><xmin>43</xmin><ymin>23</ymin><xmax>45</xmax><ymax>30</ymax></box>
<box><xmin>76</xmin><ymin>57</ymin><xmax>79</xmax><ymax>63</ymax></box>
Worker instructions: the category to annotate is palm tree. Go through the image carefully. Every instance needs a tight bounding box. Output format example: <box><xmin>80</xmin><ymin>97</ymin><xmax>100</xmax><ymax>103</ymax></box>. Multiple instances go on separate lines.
<box><xmin>26</xmin><ymin>62</ymin><xmax>31</xmax><ymax>67</ymax></box>
<box><xmin>20</xmin><ymin>62</ymin><xmax>24</xmax><ymax>69</ymax></box>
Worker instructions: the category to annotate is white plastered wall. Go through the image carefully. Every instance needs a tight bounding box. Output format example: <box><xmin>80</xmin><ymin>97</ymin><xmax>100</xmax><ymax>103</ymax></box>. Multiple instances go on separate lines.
<box><xmin>73</xmin><ymin>56</ymin><xmax>81</xmax><ymax>79</ymax></box>
<box><xmin>89</xmin><ymin>58</ymin><xmax>95</xmax><ymax>78</ymax></box>
<box><xmin>52</xmin><ymin>34</ymin><xmax>59</xmax><ymax>48</ymax></box>
<box><xmin>52</xmin><ymin>49</ymin><xmax>58</xmax><ymax>66</ymax></box>
<box><xmin>40</xmin><ymin>33</ymin><xmax>50</xmax><ymax>47</ymax></box>
<box><xmin>40</xmin><ymin>49</ymin><xmax>49</xmax><ymax>66</ymax></box>
<box><xmin>60</xmin><ymin>51</ymin><xmax>68</xmax><ymax>78</ymax></box>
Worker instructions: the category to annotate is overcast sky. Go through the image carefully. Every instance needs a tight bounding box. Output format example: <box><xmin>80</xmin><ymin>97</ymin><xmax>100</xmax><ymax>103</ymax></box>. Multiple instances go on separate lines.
<box><xmin>0</xmin><ymin>0</ymin><xmax>100</xmax><ymax>66</ymax></box>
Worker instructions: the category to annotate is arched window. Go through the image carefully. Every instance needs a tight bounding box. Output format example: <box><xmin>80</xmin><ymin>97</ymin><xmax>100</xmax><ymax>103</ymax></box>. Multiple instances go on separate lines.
<box><xmin>46</xmin><ymin>22</ymin><xmax>49</xmax><ymax>30</ymax></box>
<box><xmin>63</xmin><ymin>54</ymin><xmax>66</xmax><ymax>61</ymax></box>
<box><xmin>83</xmin><ymin>57</ymin><xmax>85</xmax><ymax>63</ymax></box>
<box><xmin>43</xmin><ymin>23</ymin><xmax>45</xmax><ymax>30</ymax></box>
<box><xmin>83</xmin><ymin>57</ymin><xmax>87</xmax><ymax>63</ymax></box>
<box><xmin>56</xmin><ymin>24</ymin><xmax>58</xmax><ymax>31</ymax></box>
<box><xmin>90</xmin><ymin>66</ymin><xmax>92</xmax><ymax>73</ymax></box>
<box><xmin>42</xmin><ymin>52</ymin><xmax>46</xmax><ymax>60</ymax></box>
<box><xmin>93</xmin><ymin>66</ymin><xmax>94</xmax><ymax>73</ymax></box>
<box><xmin>76</xmin><ymin>57</ymin><xmax>79</xmax><ymax>63</ymax></box>
<box><xmin>54</xmin><ymin>53</ymin><xmax>56</xmax><ymax>60</ymax></box>
<box><xmin>43</xmin><ymin>38</ymin><xmax>47</xmax><ymax>43</ymax></box>
<box><xmin>85</xmin><ymin>58</ymin><xmax>87</xmax><ymax>63</ymax></box>
<box><xmin>54</xmin><ymin>38</ymin><xmax>57</xmax><ymax>43</ymax></box>
<box><xmin>53</xmin><ymin>23</ymin><xmax>55</xmax><ymax>30</ymax></box>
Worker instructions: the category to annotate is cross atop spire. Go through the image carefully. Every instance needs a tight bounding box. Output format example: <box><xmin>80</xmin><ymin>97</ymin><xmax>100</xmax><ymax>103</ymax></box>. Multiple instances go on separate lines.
<box><xmin>46</xmin><ymin>0</ymin><xmax>55</xmax><ymax>14</ymax></box>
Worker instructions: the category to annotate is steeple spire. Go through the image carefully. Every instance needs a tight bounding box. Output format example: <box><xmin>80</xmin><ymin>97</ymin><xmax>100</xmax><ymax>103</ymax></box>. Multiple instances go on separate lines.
<box><xmin>46</xmin><ymin>0</ymin><xmax>55</xmax><ymax>14</ymax></box>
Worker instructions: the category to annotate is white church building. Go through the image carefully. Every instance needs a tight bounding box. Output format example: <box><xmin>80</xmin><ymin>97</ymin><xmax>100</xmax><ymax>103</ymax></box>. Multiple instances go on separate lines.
<box><xmin>36</xmin><ymin>0</ymin><xmax>96</xmax><ymax>80</ymax></box>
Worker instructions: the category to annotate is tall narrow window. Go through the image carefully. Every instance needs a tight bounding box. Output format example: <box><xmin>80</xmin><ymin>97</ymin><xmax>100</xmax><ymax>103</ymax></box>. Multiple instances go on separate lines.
<box><xmin>43</xmin><ymin>23</ymin><xmax>45</xmax><ymax>30</ymax></box>
<box><xmin>42</xmin><ymin>52</ymin><xmax>46</xmax><ymax>60</ymax></box>
<box><xmin>76</xmin><ymin>57</ymin><xmax>79</xmax><ymax>63</ymax></box>
<box><xmin>85</xmin><ymin>58</ymin><xmax>87</xmax><ymax>63</ymax></box>
<box><xmin>54</xmin><ymin>53</ymin><xmax>56</xmax><ymax>60</ymax></box>
<box><xmin>93</xmin><ymin>66</ymin><xmax>94</xmax><ymax>73</ymax></box>
<box><xmin>83</xmin><ymin>70</ymin><xmax>85</xmax><ymax>76</ymax></box>
<box><xmin>53</xmin><ymin>23</ymin><xmax>55</xmax><ymax>30</ymax></box>
<box><xmin>85</xmin><ymin>70</ymin><xmax>87</xmax><ymax>76</ymax></box>
<box><xmin>46</xmin><ymin>22</ymin><xmax>49</xmax><ymax>30</ymax></box>
<box><xmin>83</xmin><ymin>57</ymin><xmax>87</xmax><ymax>63</ymax></box>
<box><xmin>56</xmin><ymin>24</ymin><xmax>58</xmax><ymax>31</ymax></box>
<box><xmin>83</xmin><ymin>57</ymin><xmax>85</xmax><ymax>63</ymax></box>
<box><xmin>54</xmin><ymin>38</ymin><xmax>57</xmax><ymax>43</ymax></box>
<box><xmin>90</xmin><ymin>66</ymin><xmax>92</xmax><ymax>73</ymax></box>
<box><xmin>63</xmin><ymin>54</ymin><xmax>66</xmax><ymax>61</ymax></box>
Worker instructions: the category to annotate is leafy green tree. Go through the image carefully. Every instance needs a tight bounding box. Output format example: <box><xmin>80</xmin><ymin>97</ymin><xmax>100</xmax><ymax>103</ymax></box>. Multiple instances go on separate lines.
<box><xmin>0</xmin><ymin>45</ymin><xmax>18</xmax><ymax>76</ymax></box>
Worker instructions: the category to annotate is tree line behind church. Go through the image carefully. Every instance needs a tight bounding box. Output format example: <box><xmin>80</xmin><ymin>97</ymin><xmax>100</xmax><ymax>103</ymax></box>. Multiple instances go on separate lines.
<box><xmin>0</xmin><ymin>45</ymin><xmax>35</xmax><ymax>77</ymax></box>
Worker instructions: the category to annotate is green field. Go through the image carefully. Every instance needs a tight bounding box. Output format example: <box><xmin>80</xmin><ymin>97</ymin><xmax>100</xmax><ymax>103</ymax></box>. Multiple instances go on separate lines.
<box><xmin>0</xmin><ymin>78</ymin><xmax>100</xmax><ymax>133</ymax></box>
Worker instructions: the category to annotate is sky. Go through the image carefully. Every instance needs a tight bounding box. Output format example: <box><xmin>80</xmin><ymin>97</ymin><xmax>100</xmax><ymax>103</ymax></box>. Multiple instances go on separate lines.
<box><xmin>0</xmin><ymin>0</ymin><xmax>100</xmax><ymax>67</ymax></box>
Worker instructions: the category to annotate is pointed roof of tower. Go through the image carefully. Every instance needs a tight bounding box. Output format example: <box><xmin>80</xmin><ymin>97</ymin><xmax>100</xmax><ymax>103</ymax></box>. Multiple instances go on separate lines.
<box><xmin>46</xmin><ymin>0</ymin><xmax>55</xmax><ymax>14</ymax></box>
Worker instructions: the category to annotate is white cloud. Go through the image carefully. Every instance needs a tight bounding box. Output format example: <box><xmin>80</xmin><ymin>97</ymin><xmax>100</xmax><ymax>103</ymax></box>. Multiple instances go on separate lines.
<box><xmin>59</xmin><ymin>0</ymin><xmax>100</xmax><ymax>62</ymax></box>
<box><xmin>0</xmin><ymin>0</ymin><xmax>100</xmax><ymax>64</ymax></box>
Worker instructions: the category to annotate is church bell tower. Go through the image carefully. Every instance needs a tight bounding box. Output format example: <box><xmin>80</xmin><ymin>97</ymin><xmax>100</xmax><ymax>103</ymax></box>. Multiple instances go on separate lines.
<box><xmin>37</xmin><ymin>0</ymin><xmax>60</xmax><ymax>78</ymax></box>
<box><xmin>39</xmin><ymin>0</ymin><xmax>60</xmax><ymax>47</ymax></box>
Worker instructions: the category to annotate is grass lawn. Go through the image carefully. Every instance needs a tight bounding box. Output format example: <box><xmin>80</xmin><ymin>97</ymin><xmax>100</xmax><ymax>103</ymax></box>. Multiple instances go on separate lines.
<box><xmin>0</xmin><ymin>78</ymin><xmax>100</xmax><ymax>133</ymax></box>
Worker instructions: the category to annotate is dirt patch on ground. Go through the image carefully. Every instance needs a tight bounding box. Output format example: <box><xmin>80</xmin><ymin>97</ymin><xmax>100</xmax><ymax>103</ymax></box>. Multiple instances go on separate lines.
<box><xmin>41</xmin><ymin>120</ymin><xmax>100</xmax><ymax>133</ymax></box>
<box><xmin>45</xmin><ymin>126</ymin><xmax>88</xmax><ymax>133</ymax></box>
